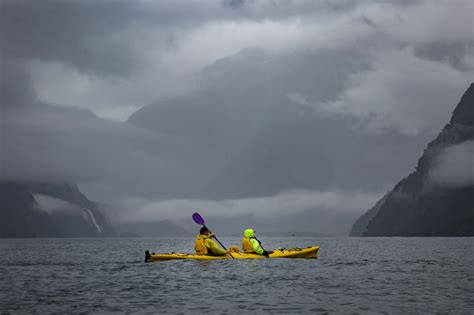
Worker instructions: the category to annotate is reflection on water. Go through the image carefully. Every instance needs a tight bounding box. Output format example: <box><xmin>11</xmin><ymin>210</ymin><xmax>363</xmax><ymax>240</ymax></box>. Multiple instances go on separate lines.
<box><xmin>1</xmin><ymin>237</ymin><xmax>473</xmax><ymax>313</ymax></box>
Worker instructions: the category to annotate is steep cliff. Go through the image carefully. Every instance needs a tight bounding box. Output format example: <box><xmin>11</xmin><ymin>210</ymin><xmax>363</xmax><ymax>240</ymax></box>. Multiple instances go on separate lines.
<box><xmin>0</xmin><ymin>182</ymin><xmax>59</xmax><ymax>237</ymax></box>
<box><xmin>351</xmin><ymin>83</ymin><xmax>474</xmax><ymax>236</ymax></box>
<box><xmin>0</xmin><ymin>181</ymin><xmax>115</xmax><ymax>238</ymax></box>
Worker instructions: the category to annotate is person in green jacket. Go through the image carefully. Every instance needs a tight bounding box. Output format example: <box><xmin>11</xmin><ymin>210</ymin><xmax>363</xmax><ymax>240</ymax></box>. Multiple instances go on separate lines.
<box><xmin>195</xmin><ymin>227</ymin><xmax>228</xmax><ymax>256</ymax></box>
<box><xmin>242</xmin><ymin>228</ymin><xmax>272</xmax><ymax>257</ymax></box>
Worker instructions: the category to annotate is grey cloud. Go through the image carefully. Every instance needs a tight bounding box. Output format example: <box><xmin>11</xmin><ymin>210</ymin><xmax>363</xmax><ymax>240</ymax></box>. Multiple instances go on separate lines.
<box><xmin>2</xmin><ymin>0</ymin><xmax>473</xmax><ymax>233</ymax></box>
<box><xmin>1</xmin><ymin>102</ymin><xmax>222</xmax><ymax>200</ymax></box>
<box><xmin>33</xmin><ymin>194</ymin><xmax>85</xmax><ymax>215</ymax></box>
<box><xmin>1</xmin><ymin>1</ymin><xmax>231</xmax><ymax>77</ymax></box>
<box><xmin>222</xmin><ymin>0</ymin><xmax>246</xmax><ymax>10</ymax></box>
<box><xmin>0</xmin><ymin>0</ymin><xmax>420</xmax><ymax>78</ymax></box>
<box><xmin>415</xmin><ymin>40</ymin><xmax>474</xmax><ymax>71</ymax></box>
<box><xmin>429</xmin><ymin>141</ymin><xmax>474</xmax><ymax>188</ymax></box>
<box><xmin>318</xmin><ymin>50</ymin><xmax>473</xmax><ymax>135</ymax></box>
<box><xmin>357</xmin><ymin>16</ymin><xmax>377</xmax><ymax>28</ymax></box>
<box><xmin>109</xmin><ymin>189</ymin><xmax>383</xmax><ymax>235</ymax></box>
<box><xmin>1</xmin><ymin>57</ymin><xmax>36</xmax><ymax>107</ymax></box>
<box><xmin>3</xmin><ymin>0</ymin><xmax>472</xmax><ymax>121</ymax></box>
<box><xmin>0</xmin><ymin>1</ymin><xmax>257</xmax><ymax>76</ymax></box>
<box><xmin>114</xmin><ymin>189</ymin><xmax>383</xmax><ymax>222</ymax></box>
<box><xmin>129</xmin><ymin>48</ymin><xmax>432</xmax><ymax>198</ymax></box>
<box><xmin>1</xmin><ymin>0</ymin><xmax>138</xmax><ymax>76</ymax></box>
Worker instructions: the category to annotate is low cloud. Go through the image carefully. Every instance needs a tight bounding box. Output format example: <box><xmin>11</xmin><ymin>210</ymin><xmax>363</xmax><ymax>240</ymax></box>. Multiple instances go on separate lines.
<box><xmin>27</xmin><ymin>60</ymin><xmax>144</xmax><ymax>121</ymax></box>
<box><xmin>429</xmin><ymin>141</ymin><xmax>474</xmax><ymax>187</ymax></box>
<box><xmin>2</xmin><ymin>0</ymin><xmax>473</xmax><ymax>227</ymax></box>
<box><xmin>1</xmin><ymin>104</ymin><xmax>220</xmax><ymax>200</ymax></box>
<box><xmin>318</xmin><ymin>49</ymin><xmax>473</xmax><ymax>135</ymax></box>
<box><xmin>33</xmin><ymin>194</ymin><xmax>85</xmax><ymax>216</ymax></box>
<box><xmin>111</xmin><ymin>189</ymin><xmax>383</xmax><ymax>223</ymax></box>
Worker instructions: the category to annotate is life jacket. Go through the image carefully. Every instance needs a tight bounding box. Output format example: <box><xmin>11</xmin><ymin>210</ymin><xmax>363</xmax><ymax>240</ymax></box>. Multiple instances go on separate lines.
<box><xmin>195</xmin><ymin>235</ymin><xmax>209</xmax><ymax>255</ymax></box>
<box><xmin>242</xmin><ymin>228</ymin><xmax>256</xmax><ymax>253</ymax></box>
<box><xmin>242</xmin><ymin>237</ymin><xmax>253</xmax><ymax>253</ymax></box>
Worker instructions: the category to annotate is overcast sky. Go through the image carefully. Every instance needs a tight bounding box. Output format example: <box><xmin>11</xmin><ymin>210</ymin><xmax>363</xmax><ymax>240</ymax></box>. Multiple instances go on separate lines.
<box><xmin>1</xmin><ymin>0</ymin><xmax>473</xmax><ymax>234</ymax></box>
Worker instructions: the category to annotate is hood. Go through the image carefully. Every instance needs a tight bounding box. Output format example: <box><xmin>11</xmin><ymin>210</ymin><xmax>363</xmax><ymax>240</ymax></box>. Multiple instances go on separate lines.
<box><xmin>244</xmin><ymin>229</ymin><xmax>255</xmax><ymax>238</ymax></box>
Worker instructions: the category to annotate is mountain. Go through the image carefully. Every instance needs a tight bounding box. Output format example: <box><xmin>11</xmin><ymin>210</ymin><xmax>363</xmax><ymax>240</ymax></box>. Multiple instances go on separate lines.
<box><xmin>0</xmin><ymin>181</ymin><xmax>115</xmax><ymax>238</ymax></box>
<box><xmin>128</xmin><ymin>49</ymin><xmax>429</xmax><ymax>199</ymax></box>
<box><xmin>350</xmin><ymin>83</ymin><xmax>474</xmax><ymax>236</ymax></box>
<box><xmin>349</xmin><ymin>194</ymin><xmax>389</xmax><ymax>237</ymax></box>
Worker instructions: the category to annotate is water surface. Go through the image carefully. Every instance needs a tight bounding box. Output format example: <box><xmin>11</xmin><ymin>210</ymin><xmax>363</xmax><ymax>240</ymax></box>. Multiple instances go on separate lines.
<box><xmin>1</xmin><ymin>237</ymin><xmax>473</xmax><ymax>313</ymax></box>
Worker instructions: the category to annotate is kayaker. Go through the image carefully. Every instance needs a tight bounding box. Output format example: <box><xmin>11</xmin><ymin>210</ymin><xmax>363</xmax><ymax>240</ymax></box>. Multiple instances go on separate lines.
<box><xmin>242</xmin><ymin>228</ymin><xmax>273</xmax><ymax>257</ymax></box>
<box><xmin>195</xmin><ymin>226</ymin><xmax>229</xmax><ymax>256</ymax></box>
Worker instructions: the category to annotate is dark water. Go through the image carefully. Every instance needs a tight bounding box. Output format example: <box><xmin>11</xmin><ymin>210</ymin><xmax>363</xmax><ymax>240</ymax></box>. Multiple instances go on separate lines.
<box><xmin>1</xmin><ymin>237</ymin><xmax>473</xmax><ymax>314</ymax></box>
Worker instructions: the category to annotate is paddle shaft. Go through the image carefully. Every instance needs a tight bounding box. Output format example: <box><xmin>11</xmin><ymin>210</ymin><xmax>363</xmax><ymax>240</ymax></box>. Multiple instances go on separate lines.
<box><xmin>254</xmin><ymin>236</ymin><xmax>267</xmax><ymax>252</ymax></box>
<box><xmin>204</xmin><ymin>224</ymin><xmax>234</xmax><ymax>259</ymax></box>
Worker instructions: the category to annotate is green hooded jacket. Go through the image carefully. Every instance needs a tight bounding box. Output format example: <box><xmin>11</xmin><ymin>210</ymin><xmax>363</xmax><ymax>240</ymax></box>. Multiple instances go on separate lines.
<box><xmin>243</xmin><ymin>229</ymin><xmax>264</xmax><ymax>255</ymax></box>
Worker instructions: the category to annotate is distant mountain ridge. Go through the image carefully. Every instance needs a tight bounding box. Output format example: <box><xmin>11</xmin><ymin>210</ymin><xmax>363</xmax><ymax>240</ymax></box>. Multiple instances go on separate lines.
<box><xmin>0</xmin><ymin>181</ymin><xmax>115</xmax><ymax>238</ymax></box>
<box><xmin>351</xmin><ymin>83</ymin><xmax>474</xmax><ymax>236</ymax></box>
<box><xmin>127</xmin><ymin>49</ymin><xmax>428</xmax><ymax>200</ymax></box>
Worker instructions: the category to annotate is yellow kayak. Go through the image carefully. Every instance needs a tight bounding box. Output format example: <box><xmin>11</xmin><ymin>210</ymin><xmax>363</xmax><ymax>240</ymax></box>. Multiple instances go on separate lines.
<box><xmin>145</xmin><ymin>246</ymin><xmax>319</xmax><ymax>262</ymax></box>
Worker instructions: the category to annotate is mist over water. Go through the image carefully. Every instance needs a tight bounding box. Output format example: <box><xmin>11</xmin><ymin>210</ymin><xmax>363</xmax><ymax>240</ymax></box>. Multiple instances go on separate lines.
<box><xmin>1</xmin><ymin>237</ymin><xmax>472</xmax><ymax>313</ymax></box>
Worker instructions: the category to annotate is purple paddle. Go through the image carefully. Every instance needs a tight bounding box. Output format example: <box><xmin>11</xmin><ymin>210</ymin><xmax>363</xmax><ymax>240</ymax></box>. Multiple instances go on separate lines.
<box><xmin>192</xmin><ymin>212</ymin><xmax>234</xmax><ymax>259</ymax></box>
<box><xmin>192</xmin><ymin>212</ymin><xmax>205</xmax><ymax>225</ymax></box>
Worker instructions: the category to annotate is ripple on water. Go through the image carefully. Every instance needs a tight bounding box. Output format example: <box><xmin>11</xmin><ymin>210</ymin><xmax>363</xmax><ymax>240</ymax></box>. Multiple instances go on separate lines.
<box><xmin>0</xmin><ymin>237</ymin><xmax>473</xmax><ymax>313</ymax></box>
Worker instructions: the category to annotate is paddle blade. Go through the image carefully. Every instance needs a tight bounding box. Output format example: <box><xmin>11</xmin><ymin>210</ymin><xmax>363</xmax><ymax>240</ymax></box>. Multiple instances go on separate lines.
<box><xmin>192</xmin><ymin>212</ymin><xmax>205</xmax><ymax>225</ymax></box>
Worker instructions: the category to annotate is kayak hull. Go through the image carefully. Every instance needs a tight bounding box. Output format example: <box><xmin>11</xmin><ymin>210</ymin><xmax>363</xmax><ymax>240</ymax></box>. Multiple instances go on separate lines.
<box><xmin>145</xmin><ymin>246</ymin><xmax>319</xmax><ymax>262</ymax></box>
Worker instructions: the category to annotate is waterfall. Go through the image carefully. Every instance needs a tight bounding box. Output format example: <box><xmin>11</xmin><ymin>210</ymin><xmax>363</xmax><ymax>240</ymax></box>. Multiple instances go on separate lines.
<box><xmin>85</xmin><ymin>209</ymin><xmax>103</xmax><ymax>233</ymax></box>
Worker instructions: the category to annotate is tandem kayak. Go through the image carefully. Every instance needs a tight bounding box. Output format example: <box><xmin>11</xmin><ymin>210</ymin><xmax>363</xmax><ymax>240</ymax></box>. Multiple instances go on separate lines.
<box><xmin>145</xmin><ymin>246</ymin><xmax>319</xmax><ymax>262</ymax></box>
